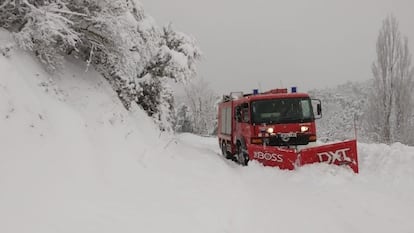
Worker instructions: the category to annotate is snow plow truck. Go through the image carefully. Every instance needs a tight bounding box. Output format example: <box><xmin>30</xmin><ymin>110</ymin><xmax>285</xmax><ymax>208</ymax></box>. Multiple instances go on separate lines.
<box><xmin>217</xmin><ymin>88</ymin><xmax>359</xmax><ymax>173</ymax></box>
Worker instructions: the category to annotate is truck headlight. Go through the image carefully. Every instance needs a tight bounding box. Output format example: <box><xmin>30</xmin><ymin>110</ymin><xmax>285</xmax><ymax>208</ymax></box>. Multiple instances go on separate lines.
<box><xmin>267</xmin><ymin>128</ymin><xmax>274</xmax><ymax>134</ymax></box>
<box><xmin>300</xmin><ymin>126</ymin><xmax>309</xmax><ymax>132</ymax></box>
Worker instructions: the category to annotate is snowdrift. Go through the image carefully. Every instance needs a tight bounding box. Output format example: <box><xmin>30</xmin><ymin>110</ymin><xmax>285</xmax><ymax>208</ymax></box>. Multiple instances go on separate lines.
<box><xmin>1</xmin><ymin>30</ymin><xmax>414</xmax><ymax>233</ymax></box>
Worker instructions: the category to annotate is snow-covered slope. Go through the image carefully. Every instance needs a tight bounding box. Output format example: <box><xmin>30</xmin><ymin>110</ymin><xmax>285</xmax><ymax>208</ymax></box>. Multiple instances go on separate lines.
<box><xmin>1</xmin><ymin>30</ymin><xmax>414</xmax><ymax>233</ymax></box>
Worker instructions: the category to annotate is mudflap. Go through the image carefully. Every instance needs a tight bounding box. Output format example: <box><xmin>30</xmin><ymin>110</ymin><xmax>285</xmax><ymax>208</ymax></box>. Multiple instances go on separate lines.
<box><xmin>299</xmin><ymin>140</ymin><xmax>359</xmax><ymax>173</ymax></box>
<box><xmin>246</xmin><ymin>140</ymin><xmax>359</xmax><ymax>173</ymax></box>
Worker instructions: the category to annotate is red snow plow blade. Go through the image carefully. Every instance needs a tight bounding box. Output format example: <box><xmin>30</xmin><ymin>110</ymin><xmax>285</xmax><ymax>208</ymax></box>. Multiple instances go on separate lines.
<box><xmin>247</xmin><ymin>140</ymin><xmax>359</xmax><ymax>173</ymax></box>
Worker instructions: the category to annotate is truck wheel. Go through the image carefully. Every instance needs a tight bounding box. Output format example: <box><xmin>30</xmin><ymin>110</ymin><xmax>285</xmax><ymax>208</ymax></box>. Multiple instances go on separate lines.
<box><xmin>221</xmin><ymin>142</ymin><xmax>230</xmax><ymax>159</ymax></box>
<box><xmin>236</xmin><ymin>143</ymin><xmax>249</xmax><ymax>166</ymax></box>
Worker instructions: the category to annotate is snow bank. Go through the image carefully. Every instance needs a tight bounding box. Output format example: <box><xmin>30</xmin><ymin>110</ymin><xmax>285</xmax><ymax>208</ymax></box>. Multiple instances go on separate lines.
<box><xmin>0</xmin><ymin>30</ymin><xmax>161</xmax><ymax>232</ymax></box>
<box><xmin>1</xmin><ymin>30</ymin><xmax>413</xmax><ymax>233</ymax></box>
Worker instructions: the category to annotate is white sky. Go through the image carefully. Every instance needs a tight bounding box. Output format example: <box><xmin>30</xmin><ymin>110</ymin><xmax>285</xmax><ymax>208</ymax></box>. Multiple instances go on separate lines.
<box><xmin>140</xmin><ymin>0</ymin><xmax>414</xmax><ymax>94</ymax></box>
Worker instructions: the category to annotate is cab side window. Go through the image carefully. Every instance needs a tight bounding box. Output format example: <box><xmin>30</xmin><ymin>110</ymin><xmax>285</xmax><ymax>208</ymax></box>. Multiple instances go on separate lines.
<box><xmin>241</xmin><ymin>103</ymin><xmax>250</xmax><ymax>123</ymax></box>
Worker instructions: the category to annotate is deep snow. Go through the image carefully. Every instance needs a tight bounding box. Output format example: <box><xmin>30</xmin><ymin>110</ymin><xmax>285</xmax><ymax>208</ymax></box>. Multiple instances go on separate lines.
<box><xmin>1</xmin><ymin>30</ymin><xmax>414</xmax><ymax>233</ymax></box>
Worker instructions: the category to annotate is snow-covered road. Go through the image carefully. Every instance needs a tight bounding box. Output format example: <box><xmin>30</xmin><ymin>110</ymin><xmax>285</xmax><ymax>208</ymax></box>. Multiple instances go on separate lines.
<box><xmin>171</xmin><ymin>133</ymin><xmax>414</xmax><ymax>233</ymax></box>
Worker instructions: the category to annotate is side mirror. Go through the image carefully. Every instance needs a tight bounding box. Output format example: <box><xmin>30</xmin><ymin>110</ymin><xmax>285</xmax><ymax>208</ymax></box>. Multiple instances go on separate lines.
<box><xmin>312</xmin><ymin>99</ymin><xmax>322</xmax><ymax>119</ymax></box>
<box><xmin>241</xmin><ymin>103</ymin><xmax>250</xmax><ymax>123</ymax></box>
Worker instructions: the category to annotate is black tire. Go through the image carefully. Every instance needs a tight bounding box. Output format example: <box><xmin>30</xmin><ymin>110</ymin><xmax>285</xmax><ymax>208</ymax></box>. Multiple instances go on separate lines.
<box><xmin>236</xmin><ymin>142</ymin><xmax>249</xmax><ymax>166</ymax></box>
<box><xmin>221</xmin><ymin>142</ymin><xmax>231</xmax><ymax>159</ymax></box>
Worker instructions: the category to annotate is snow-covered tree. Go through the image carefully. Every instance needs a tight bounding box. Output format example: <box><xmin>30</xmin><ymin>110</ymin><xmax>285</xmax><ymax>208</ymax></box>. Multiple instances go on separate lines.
<box><xmin>1</xmin><ymin>0</ymin><xmax>201</xmax><ymax>131</ymax></box>
<box><xmin>157</xmin><ymin>82</ymin><xmax>176</xmax><ymax>131</ymax></box>
<box><xmin>136</xmin><ymin>76</ymin><xmax>175</xmax><ymax>131</ymax></box>
<box><xmin>175</xmin><ymin>104</ymin><xmax>193</xmax><ymax>133</ymax></box>
<box><xmin>183</xmin><ymin>78</ymin><xmax>219</xmax><ymax>135</ymax></box>
<box><xmin>393</xmin><ymin>38</ymin><xmax>414</xmax><ymax>145</ymax></box>
<box><xmin>66</xmin><ymin>0</ymin><xmax>161</xmax><ymax>108</ymax></box>
<box><xmin>364</xmin><ymin>15</ymin><xmax>414</xmax><ymax>145</ymax></box>
<box><xmin>4</xmin><ymin>0</ymin><xmax>81</xmax><ymax>71</ymax></box>
<box><xmin>139</xmin><ymin>24</ymin><xmax>202</xmax><ymax>82</ymax></box>
<box><xmin>0</xmin><ymin>0</ymin><xmax>27</xmax><ymax>31</ymax></box>
<box><xmin>309</xmin><ymin>81</ymin><xmax>369</xmax><ymax>142</ymax></box>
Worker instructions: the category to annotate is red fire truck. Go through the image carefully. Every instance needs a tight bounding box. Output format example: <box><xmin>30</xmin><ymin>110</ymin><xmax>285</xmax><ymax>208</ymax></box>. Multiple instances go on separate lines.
<box><xmin>217</xmin><ymin>88</ymin><xmax>359</xmax><ymax>173</ymax></box>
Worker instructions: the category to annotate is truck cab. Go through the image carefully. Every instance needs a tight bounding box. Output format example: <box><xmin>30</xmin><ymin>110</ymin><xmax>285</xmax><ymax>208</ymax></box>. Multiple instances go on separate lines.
<box><xmin>218</xmin><ymin>88</ymin><xmax>321</xmax><ymax>164</ymax></box>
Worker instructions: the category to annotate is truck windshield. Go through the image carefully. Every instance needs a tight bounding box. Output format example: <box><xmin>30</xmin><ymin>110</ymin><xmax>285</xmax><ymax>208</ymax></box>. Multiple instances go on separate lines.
<box><xmin>251</xmin><ymin>98</ymin><xmax>314</xmax><ymax>124</ymax></box>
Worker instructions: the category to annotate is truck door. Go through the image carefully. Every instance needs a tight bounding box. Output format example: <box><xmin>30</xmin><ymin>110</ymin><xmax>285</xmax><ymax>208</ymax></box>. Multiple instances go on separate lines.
<box><xmin>235</xmin><ymin>103</ymin><xmax>251</xmax><ymax>144</ymax></box>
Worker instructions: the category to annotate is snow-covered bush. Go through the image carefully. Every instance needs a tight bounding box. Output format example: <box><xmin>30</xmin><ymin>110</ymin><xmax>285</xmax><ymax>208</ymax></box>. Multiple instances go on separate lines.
<box><xmin>136</xmin><ymin>76</ymin><xmax>175</xmax><ymax>131</ymax></box>
<box><xmin>136</xmin><ymin>77</ymin><xmax>161</xmax><ymax>118</ymax></box>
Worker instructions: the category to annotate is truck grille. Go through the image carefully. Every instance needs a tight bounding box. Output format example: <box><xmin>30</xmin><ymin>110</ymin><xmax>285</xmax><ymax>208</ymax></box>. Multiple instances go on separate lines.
<box><xmin>265</xmin><ymin>134</ymin><xmax>309</xmax><ymax>146</ymax></box>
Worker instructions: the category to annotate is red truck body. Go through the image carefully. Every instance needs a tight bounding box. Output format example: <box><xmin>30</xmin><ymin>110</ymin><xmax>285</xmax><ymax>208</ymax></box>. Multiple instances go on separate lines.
<box><xmin>217</xmin><ymin>88</ymin><xmax>359</xmax><ymax>173</ymax></box>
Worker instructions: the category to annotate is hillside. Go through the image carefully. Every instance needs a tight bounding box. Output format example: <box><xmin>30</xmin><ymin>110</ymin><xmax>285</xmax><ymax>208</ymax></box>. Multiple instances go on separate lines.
<box><xmin>1</xmin><ymin>31</ymin><xmax>414</xmax><ymax>233</ymax></box>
